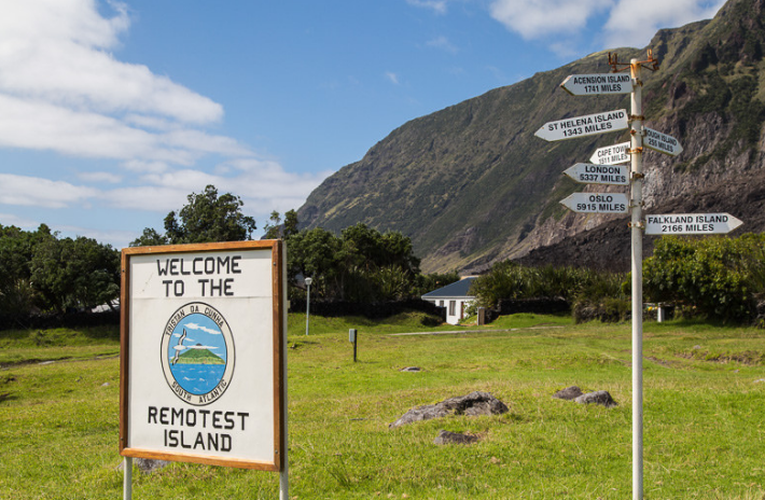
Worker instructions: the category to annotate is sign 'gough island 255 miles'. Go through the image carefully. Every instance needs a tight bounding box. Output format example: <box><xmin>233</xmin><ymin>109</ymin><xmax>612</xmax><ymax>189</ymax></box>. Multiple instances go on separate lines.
<box><xmin>120</xmin><ymin>240</ymin><xmax>286</xmax><ymax>471</ymax></box>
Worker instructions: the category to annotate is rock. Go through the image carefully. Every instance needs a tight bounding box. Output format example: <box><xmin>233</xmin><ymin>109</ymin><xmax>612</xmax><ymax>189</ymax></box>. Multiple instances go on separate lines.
<box><xmin>135</xmin><ymin>458</ymin><xmax>171</xmax><ymax>473</ymax></box>
<box><xmin>552</xmin><ymin>386</ymin><xmax>584</xmax><ymax>401</ymax></box>
<box><xmin>574</xmin><ymin>390</ymin><xmax>618</xmax><ymax>408</ymax></box>
<box><xmin>118</xmin><ymin>458</ymin><xmax>171</xmax><ymax>474</ymax></box>
<box><xmin>389</xmin><ymin>391</ymin><xmax>508</xmax><ymax>428</ymax></box>
<box><xmin>433</xmin><ymin>430</ymin><xmax>480</xmax><ymax>445</ymax></box>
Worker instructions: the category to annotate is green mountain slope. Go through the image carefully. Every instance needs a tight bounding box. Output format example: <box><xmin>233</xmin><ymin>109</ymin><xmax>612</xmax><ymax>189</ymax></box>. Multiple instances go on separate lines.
<box><xmin>176</xmin><ymin>345</ymin><xmax>225</xmax><ymax>365</ymax></box>
<box><xmin>299</xmin><ymin>0</ymin><xmax>765</xmax><ymax>273</ymax></box>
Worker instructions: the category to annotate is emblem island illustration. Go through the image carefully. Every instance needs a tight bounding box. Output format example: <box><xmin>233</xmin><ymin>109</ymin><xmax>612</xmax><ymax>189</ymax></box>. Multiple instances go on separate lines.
<box><xmin>161</xmin><ymin>303</ymin><xmax>235</xmax><ymax>405</ymax></box>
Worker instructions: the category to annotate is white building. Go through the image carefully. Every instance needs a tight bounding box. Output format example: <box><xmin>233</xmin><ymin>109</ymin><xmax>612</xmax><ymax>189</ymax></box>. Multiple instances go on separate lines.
<box><xmin>421</xmin><ymin>277</ymin><xmax>477</xmax><ymax>325</ymax></box>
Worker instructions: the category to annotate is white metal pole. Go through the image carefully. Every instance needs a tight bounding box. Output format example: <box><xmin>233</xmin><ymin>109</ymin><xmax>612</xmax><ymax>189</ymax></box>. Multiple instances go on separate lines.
<box><xmin>280</xmin><ymin>242</ymin><xmax>289</xmax><ymax>499</ymax></box>
<box><xmin>305</xmin><ymin>280</ymin><xmax>311</xmax><ymax>336</ymax></box>
<box><xmin>630</xmin><ymin>58</ymin><xmax>644</xmax><ymax>500</ymax></box>
<box><xmin>280</xmin><ymin>310</ymin><xmax>289</xmax><ymax>499</ymax></box>
<box><xmin>123</xmin><ymin>457</ymin><xmax>132</xmax><ymax>500</ymax></box>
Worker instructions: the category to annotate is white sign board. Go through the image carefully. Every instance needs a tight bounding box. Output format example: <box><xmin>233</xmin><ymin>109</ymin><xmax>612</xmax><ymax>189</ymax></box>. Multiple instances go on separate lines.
<box><xmin>560</xmin><ymin>192</ymin><xmax>629</xmax><ymax>214</ymax></box>
<box><xmin>560</xmin><ymin>73</ymin><xmax>633</xmax><ymax>96</ymax></box>
<box><xmin>535</xmin><ymin>109</ymin><xmax>629</xmax><ymax>142</ymax></box>
<box><xmin>564</xmin><ymin>163</ymin><xmax>630</xmax><ymax>186</ymax></box>
<box><xmin>644</xmin><ymin>128</ymin><xmax>683</xmax><ymax>156</ymax></box>
<box><xmin>590</xmin><ymin>141</ymin><xmax>631</xmax><ymax>165</ymax></box>
<box><xmin>645</xmin><ymin>213</ymin><xmax>743</xmax><ymax>235</ymax></box>
<box><xmin>120</xmin><ymin>241</ymin><xmax>286</xmax><ymax>471</ymax></box>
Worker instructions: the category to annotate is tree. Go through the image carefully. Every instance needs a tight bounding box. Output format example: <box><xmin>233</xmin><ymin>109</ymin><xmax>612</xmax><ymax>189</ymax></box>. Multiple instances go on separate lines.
<box><xmin>263</xmin><ymin>211</ymin><xmax>282</xmax><ymax>239</ymax></box>
<box><xmin>262</xmin><ymin>209</ymin><xmax>299</xmax><ymax>240</ymax></box>
<box><xmin>30</xmin><ymin>236</ymin><xmax>120</xmax><ymax>313</ymax></box>
<box><xmin>131</xmin><ymin>185</ymin><xmax>257</xmax><ymax>246</ymax></box>
<box><xmin>0</xmin><ymin>224</ymin><xmax>52</xmax><ymax>318</ymax></box>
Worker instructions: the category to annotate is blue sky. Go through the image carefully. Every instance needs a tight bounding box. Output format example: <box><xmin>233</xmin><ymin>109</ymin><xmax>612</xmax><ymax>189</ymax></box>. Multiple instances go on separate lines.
<box><xmin>0</xmin><ymin>0</ymin><xmax>725</xmax><ymax>249</ymax></box>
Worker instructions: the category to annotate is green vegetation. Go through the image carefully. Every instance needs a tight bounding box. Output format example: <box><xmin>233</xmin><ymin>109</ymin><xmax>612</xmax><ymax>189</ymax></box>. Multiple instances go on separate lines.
<box><xmin>131</xmin><ymin>185</ymin><xmax>257</xmax><ymax>246</ymax></box>
<box><xmin>175</xmin><ymin>347</ymin><xmax>225</xmax><ymax>365</ymax></box>
<box><xmin>2</xmin><ymin>315</ymin><xmax>765</xmax><ymax>499</ymax></box>
<box><xmin>0</xmin><ymin>224</ymin><xmax>120</xmax><ymax>319</ymax></box>
<box><xmin>287</xmin><ymin>222</ymin><xmax>457</xmax><ymax>303</ymax></box>
<box><xmin>470</xmin><ymin>261</ymin><xmax>628</xmax><ymax>323</ymax></box>
<box><xmin>644</xmin><ymin>234</ymin><xmax>765</xmax><ymax>323</ymax></box>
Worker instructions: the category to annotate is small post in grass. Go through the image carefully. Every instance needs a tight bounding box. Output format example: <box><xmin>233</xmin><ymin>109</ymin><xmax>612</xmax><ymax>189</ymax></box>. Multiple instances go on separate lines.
<box><xmin>349</xmin><ymin>329</ymin><xmax>358</xmax><ymax>362</ymax></box>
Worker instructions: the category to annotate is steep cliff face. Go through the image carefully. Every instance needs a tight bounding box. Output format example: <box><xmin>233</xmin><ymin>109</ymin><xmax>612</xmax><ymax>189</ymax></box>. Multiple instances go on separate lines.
<box><xmin>299</xmin><ymin>0</ymin><xmax>765</xmax><ymax>273</ymax></box>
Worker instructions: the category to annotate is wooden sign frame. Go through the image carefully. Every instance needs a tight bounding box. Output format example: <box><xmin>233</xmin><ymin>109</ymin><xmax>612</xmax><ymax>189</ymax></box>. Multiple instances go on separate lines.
<box><xmin>119</xmin><ymin>240</ymin><xmax>285</xmax><ymax>471</ymax></box>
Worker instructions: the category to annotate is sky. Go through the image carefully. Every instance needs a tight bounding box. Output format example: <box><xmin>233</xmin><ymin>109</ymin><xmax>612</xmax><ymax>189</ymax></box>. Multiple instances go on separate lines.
<box><xmin>0</xmin><ymin>0</ymin><xmax>726</xmax><ymax>249</ymax></box>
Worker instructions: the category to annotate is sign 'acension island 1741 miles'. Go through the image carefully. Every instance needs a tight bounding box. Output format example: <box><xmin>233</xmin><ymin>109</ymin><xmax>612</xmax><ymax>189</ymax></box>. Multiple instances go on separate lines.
<box><xmin>560</xmin><ymin>73</ymin><xmax>633</xmax><ymax>96</ymax></box>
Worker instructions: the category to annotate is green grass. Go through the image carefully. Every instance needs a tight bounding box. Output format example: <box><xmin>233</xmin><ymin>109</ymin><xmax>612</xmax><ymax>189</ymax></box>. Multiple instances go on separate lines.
<box><xmin>1</xmin><ymin>314</ymin><xmax>765</xmax><ymax>499</ymax></box>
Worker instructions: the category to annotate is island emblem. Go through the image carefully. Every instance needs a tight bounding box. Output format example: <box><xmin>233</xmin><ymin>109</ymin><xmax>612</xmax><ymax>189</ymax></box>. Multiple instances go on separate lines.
<box><xmin>160</xmin><ymin>302</ymin><xmax>235</xmax><ymax>406</ymax></box>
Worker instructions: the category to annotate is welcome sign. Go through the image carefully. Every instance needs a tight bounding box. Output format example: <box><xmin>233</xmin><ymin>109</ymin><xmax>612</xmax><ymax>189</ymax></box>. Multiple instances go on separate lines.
<box><xmin>120</xmin><ymin>240</ymin><xmax>286</xmax><ymax>471</ymax></box>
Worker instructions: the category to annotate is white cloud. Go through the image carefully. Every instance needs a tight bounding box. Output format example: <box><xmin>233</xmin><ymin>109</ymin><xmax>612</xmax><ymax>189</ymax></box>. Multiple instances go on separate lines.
<box><xmin>426</xmin><ymin>36</ymin><xmax>459</xmax><ymax>54</ymax></box>
<box><xmin>0</xmin><ymin>0</ymin><xmax>221</xmax><ymax>124</ymax></box>
<box><xmin>385</xmin><ymin>72</ymin><xmax>400</xmax><ymax>85</ymax></box>
<box><xmin>78</xmin><ymin>171</ymin><xmax>123</xmax><ymax>183</ymax></box>
<box><xmin>406</xmin><ymin>0</ymin><xmax>448</xmax><ymax>15</ymax></box>
<box><xmin>604</xmin><ymin>0</ymin><xmax>726</xmax><ymax>48</ymax></box>
<box><xmin>488</xmin><ymin>0</ymin><xmax>724</xmax><ymax>51</ymax></box>
<box><xmin>0</xmin><ymin>213</ymin><xmax>40</xmax><ymax>229</ymax></box>
<box><xmin>184</xmin><ymin>322</ymin><xmax>220</xmax><ymax>335</ymax></box>
<box><xmin>0</xmin><ymin>174</ymin><xmax>99</xmax><ymax>208</ymax></box>
<box><xmin>489</xmin><ymin>0</ymin><xmax>613</xmax><ymax>40</ymax></box>
<box><xmin>0</xmin><ymin>0</ymin><xmax>247</xmax><ymax>168</ymax></box>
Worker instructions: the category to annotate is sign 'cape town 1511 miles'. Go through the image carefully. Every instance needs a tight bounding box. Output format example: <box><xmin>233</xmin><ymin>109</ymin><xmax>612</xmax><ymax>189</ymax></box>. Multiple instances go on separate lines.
<box><xmin>120</xmin><ymin>240</ymin><xmax>286</xmax><ymax>471</ymax></box>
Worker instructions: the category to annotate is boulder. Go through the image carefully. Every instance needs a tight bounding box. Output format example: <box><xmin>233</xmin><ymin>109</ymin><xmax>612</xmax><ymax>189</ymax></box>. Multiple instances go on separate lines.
<box><xmin>574</xmin><ymin>390</ymin><xmax>618</xmax><ymax>408</ymax></box>
<box><xmin>433</xmin><ymin>430</ymin><xmax>480</xmax><ymax>445</ymax></box>
<box><xmin>552</xmin><ymin>386</ymin><xmax>584</xmax><ymax>401</ymax></box>
<box><xmin>389</xmin><ymin>391</ymin><xmax>508</xmax><ymax>428</ymax></box>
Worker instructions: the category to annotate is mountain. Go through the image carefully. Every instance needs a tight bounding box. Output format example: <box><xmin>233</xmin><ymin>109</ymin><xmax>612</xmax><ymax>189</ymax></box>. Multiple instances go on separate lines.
<box><xmin>298</xmin><ymin>0</ymin><xmax>765</xmax><ymax>273</ymax></box>
<box><xmin>176</xmin><ymin>345</ymin><xmax>225</xmax><ymax>365</ymax></box>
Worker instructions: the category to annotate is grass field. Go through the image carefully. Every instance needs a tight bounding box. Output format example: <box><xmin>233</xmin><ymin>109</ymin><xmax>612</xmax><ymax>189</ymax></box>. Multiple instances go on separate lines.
<box><xmin>1</xmin><ymin>312</ymin><xmax>764</xmax><ymax>499</ymax></box>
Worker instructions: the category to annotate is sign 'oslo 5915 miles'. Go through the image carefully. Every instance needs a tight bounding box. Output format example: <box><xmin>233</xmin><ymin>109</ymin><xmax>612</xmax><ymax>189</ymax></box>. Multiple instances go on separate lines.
<box><xmin>559</xmin><ymin>193</ymin><xmax>629</xmax><ymax>214</ymax></box>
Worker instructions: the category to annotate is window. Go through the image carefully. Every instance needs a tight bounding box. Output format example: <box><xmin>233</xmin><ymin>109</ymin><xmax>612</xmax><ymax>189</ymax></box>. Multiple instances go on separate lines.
<box><xmin>449</xmin><ymin>300</ymin><xmax>456</xmax><ymax>316</ymax></box>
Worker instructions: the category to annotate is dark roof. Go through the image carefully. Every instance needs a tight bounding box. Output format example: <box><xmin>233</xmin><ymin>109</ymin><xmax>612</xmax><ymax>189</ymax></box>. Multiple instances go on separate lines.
<box><xmin>421</xmin><ymin>277</ymin><xmax>477</xmax><ymax>299</ymax></box>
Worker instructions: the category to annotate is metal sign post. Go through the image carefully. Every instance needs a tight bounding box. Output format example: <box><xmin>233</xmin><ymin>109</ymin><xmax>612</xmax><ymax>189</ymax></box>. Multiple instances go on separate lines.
<box><xmin>628</xmin><ymin>57</ymin><xmax>645</xmax><ymax>500</ymax></box>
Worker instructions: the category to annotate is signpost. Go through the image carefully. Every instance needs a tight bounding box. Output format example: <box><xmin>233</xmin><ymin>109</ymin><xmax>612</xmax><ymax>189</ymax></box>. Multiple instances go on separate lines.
<box><xmin>534</xmin><ymin>109</ymin><xmax>628</xmax><ymax>142</ymax></box>
<box><xmin>644</xmin><ymin>127</ymin><xmax>683</xmax><ymax>156</ymax></box>
<box><xmin>540</xmin><ymin>56</ymin><xmax>743</xmax><ymax>500</ymax></box>
<box><xmin>645</xmin><ymin>213</ymin><xmax>743</xmax><ymax>235</ymax></box>
<box><xmin>589</xmin><ymin>141</ymin><xmax>630</xmax><ymax>165</ymax></box>
<box><xmin>120</xmin><ymin>240</ymin><xmax>288</xmax><ymax>498</ymax></box>
<box><xmin>560</xmin><ymin>73</ymin><xmax>633</xmax><ymax>96</ymax></box>
<box><xmin>559</xmin><ymin>192</ymin><xmax>629</xmax><ymax>214</ymax></box>
<box><xmin>564</xmin><ymin>162</ymin><xmax>630</xmax><ymax>186</ymax></box>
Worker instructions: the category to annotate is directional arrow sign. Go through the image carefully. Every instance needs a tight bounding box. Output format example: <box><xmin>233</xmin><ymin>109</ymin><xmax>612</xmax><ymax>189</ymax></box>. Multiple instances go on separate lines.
<box><xmin>590</xmin><ymin>141</ymin><xmax>630</xmax><ymax>165</ymax></box>
<box><xmin>644</xmin><ymin>128</ymin><xmax>683</xmax><ymax>156</ymax></box>
<box><xmin>560</xmin><ymin>73</ymin><xmax>633</xmax><ymax>96</ymax></box>
<box><xmin>645</xmin><ymin>213</ymin><xmax>743</xmax><ymax>235</ymax></box>
<box><xmin>535</xmin><ymin>109</ymin><xmax>628</xmax><ymax>142</ymax></box>
<box><xmin>560</xmin><ymin>192</ymin><xmax>629</xmax><ymax>214</ymax></box>
<box><xmin>564</xmin><ymin>163</ymin><xmax>630</xmax><ymax>186</ymax></box>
